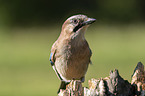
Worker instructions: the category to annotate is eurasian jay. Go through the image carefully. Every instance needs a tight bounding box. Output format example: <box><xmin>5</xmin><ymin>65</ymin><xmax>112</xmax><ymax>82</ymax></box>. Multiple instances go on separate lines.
<box><xmin>49</xmin><ymin>14</ymin><xmax>96</xmax><ymax>93</ymax></box>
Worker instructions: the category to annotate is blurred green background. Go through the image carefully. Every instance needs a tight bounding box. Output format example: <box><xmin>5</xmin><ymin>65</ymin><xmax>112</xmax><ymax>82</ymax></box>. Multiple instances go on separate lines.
<box><xmin>0</xmin><ymin>0</ymin><xmax>145</xmax><ymax>96</ymax></box>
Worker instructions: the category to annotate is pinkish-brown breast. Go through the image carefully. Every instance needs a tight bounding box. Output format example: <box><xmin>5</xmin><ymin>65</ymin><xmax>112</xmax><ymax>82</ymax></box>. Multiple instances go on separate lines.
<box><xmin>55</xmin><ymin>39</ymin><xmax>91</xmax><ymax>81</ymax></box>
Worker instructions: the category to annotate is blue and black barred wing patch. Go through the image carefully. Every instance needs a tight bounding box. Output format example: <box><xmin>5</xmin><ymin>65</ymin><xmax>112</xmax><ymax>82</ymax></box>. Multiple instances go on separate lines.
<box><xmin>49</xmin><ymin>52</ymin><xmax>54</xmax><ymax>66</ymax></box>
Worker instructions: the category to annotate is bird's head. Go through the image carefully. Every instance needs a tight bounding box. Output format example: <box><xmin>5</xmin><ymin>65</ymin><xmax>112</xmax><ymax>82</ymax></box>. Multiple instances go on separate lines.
<box><xmin>61</xmin><ymin>14</ymin><xmax>96</xmax><ymax>39</ymax></box>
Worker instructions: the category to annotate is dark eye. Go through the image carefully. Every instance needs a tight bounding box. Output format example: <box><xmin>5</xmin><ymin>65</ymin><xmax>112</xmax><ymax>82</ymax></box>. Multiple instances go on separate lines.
<box><xmin>73</xmin><ymin>19</ymin><xmax>78</xmax><ymax>24</ymax></box>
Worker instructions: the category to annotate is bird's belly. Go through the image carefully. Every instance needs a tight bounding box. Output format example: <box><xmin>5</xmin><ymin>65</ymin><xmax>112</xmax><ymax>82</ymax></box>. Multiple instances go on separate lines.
<box><xmin>55</xmin><ymin>53</ymin><xmax>90</xmax><ymax>82</ymax></box>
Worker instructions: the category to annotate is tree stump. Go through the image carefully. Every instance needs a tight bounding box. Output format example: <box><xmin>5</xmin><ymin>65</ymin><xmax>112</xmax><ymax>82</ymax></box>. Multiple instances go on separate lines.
<box><xmin>131</xmin><ymin>62</ymin><xmax>145</xmax><ymax>96</ymax></box>
<box><xmin>58</xmin><ymin>62</ymin><xmax>145</xmax><ymax>96</ymax></box>
<box><xmin>58</xmin><ymin>80</ymin><xmax>84</xmax><ymax>96</ymax></box>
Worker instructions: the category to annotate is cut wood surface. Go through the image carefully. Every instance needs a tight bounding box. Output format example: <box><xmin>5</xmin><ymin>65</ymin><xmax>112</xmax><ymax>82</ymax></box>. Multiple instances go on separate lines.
<box><xmin>58</xmin><ymin>62</ymin><xmax>145</xmax><ymax>96</ymax></box>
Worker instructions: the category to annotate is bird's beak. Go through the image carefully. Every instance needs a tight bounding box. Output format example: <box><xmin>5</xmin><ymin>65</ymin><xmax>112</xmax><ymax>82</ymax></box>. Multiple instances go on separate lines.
<box><xmin>82</xmin><ymin>18</ymin><xmax>96</xmax><ymax>25</ymax></box>
<box><xmin>73</xmin><ymin>18</ymin><xmax>96</xmax><ymax>32</ymax></box>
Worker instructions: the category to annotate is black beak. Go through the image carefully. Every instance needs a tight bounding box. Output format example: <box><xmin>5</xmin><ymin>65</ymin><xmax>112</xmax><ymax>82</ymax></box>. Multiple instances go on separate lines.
<box><xmin>82</xmin><ymin>18</ymin><xmax>96</xmax><ymax>25</ymax></box>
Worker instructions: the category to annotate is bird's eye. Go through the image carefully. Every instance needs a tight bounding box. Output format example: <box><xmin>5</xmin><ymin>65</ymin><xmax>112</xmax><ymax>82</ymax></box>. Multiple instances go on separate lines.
<box><xmin>73</xmin><ymin>19</ymin><xmax>78</xmax><ymax>24</ymax></box>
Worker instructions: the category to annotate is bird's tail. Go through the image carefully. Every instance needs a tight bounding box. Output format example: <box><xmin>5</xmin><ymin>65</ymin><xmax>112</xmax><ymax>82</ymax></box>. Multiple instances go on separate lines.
<box><xmin>57</xmin><ymin>81</ymin><xmax>69</xmax><ymax>94</ymax></box>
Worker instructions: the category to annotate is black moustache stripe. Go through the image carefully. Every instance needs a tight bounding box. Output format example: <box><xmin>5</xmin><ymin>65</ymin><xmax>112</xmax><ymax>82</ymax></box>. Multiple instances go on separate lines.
<box><xmin>73</xmin><ymin>23</ymin><xmax>84</xmax><ymax>32</ymax></box>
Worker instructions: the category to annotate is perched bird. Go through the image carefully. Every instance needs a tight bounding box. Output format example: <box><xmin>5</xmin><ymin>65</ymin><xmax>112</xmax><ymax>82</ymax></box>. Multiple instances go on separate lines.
<box><xmin>49</xmin><ymin>14</ymin><xmax>96</xmax><ymax>93</ymax></box>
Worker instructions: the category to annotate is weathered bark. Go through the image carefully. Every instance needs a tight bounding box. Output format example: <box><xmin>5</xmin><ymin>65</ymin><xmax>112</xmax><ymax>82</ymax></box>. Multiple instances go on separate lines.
<box><xmin>58</xmin><ymin>80</ymin><xmax>83</xmax><ymax>96</ymax></box>
<box><xmin>131</xmin><ymin>62</ymin><xmax>145</xmax><ymax>96</ymax></box>
<box><xmin>58</xmin><ymin>62</ymin><xmax>145</xmax><ymax>96</ymax></box>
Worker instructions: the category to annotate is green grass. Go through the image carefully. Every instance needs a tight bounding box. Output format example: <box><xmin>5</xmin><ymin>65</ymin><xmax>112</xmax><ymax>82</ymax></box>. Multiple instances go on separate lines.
<box><xmin>0</xmin><ymin>24</ymin><xmax>145</xmax><ymax>96</ymax></box>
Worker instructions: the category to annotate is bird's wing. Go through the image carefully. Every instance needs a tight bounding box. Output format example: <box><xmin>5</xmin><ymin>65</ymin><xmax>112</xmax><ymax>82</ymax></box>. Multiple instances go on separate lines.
<box><xmin>89</xmin><ymin>48</ymin><xmax>92</xmax><ymax>64</ymax></box>
<box><xmin>49</xmin><ymin>42</ymin><xmax>64</xmax><ymax>81</ymax></box>
<box><xmin>49</xmin><ymin>52</ymin><xmax>55</xmax><ymax>66</ymax></box>
<box><xmin>84</xmin><ymin>40</ymin><xmax>92</xmax><ymax>64</ymax></box>
<box><xmin>49</xmin><ymin>42</ymin><xmax>57</xmax><ymax>66</ymax></box>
